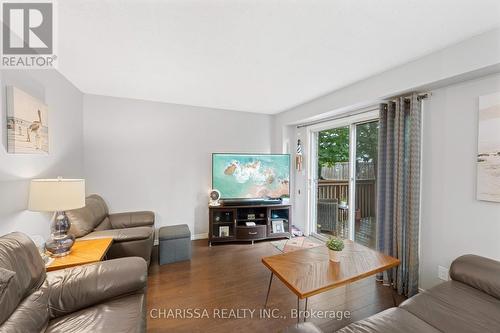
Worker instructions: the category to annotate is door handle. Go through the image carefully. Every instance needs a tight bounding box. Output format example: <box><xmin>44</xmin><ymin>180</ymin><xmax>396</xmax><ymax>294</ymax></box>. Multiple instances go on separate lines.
<box><xmin>249</xmin><ymin>232</ymin><xmax>257</xmax><ymax>235</ymax></box>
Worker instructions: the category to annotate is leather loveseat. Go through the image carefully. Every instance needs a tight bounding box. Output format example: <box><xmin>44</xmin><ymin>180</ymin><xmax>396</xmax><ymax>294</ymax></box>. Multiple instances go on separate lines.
<box><xmin>0</xmin><ymin>232</ymin><xmax>147</xmax><ymax>332</ymax></box>
<box><xmin>288</xmin><ymin>254</ymin><xmax>500</xmax><ymax>333</ymax></box>
<box><xmin>66</xmin><ymin>194</ymin><xmax>155</xmax><ymax>265</ymax></box>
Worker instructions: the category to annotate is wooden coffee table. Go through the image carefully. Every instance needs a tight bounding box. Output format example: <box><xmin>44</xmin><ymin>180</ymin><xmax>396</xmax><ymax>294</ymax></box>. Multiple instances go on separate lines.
<box><xmin>262</xmin><ymin>240</ymin><xmax>399</xmax><ymax>322</ymax></box>
<box><xmin>46</xmin><ymin>238</ymin><xmax>113</xmax><ymax>272</ymax></box>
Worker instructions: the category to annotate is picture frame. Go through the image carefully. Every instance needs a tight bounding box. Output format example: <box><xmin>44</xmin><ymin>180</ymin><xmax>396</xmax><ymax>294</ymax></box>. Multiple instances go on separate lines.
<box><xmin>6</xmin><ymin>86</ymin><xmax>49</xmax><ymax>154</ymax></box>
<box><xmin>219</xmin><ymin>226</ymin><xmax>230</xmax><ymax>237</ymax></box>
<box><xmin>272</xmin><ymin>220</ymin><xmax>284</xmax><ymax>233</ymax></box>
<box><xmin>477</xmin><ymin>92</ymin><xmax>500</xmax><ymax>202</ymax></box>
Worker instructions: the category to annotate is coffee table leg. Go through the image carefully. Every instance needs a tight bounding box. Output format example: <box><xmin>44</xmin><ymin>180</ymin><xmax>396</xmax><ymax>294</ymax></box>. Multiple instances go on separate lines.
<box><xmin>304</xmin><ymin>298</ymin><xmax>308</xmax><ymax>322</ymax></box>
<box><xmin>264</xmin><ymin>272</ymin><xmax>273</xmax><ymax>307</ymax></box>
<box><xmin>297</xmin><ymin>297</ymin><xmax>300</xmax><ymax>323</ymax></box>
<box><xmin>295</xmin><ymin>297</ymin><xmax>308</xmax><ymax>323</ymax></box>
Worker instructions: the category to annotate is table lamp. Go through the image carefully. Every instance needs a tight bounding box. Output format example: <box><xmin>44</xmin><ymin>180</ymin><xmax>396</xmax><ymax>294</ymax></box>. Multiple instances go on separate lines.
<box><xmin>29</xmin><ymin>178</ymin><xmax>85</xmax><ymax>257</ymax></box>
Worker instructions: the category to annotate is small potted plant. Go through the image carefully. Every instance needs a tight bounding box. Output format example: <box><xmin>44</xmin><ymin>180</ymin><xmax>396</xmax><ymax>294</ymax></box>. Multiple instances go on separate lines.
<box><xmin>339</xmin><ymin>197</ymin><xmax>347</xmax><ymax>208</ymax></box>
<box><xmin>326</xmin><ymin>237</ymin><xmax>344</xmax><ymax>263</ymax></box>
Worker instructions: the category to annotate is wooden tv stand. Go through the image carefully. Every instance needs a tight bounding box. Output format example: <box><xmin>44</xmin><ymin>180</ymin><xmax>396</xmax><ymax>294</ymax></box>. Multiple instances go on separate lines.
<box><xmin>208</xmin><ymin>203</ymin><xmax>291</xmax><ymax>246</ymax></box>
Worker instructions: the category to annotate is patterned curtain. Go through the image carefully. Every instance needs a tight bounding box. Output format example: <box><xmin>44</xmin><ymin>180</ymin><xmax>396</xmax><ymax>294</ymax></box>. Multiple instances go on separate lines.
<box><xmin>376</xmin><ymin>93</ymin><xmax>422</xmax><ymax>297</ymax></box>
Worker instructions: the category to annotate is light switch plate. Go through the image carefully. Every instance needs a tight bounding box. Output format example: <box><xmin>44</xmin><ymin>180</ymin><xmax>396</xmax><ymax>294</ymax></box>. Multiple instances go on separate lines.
<box><xmin>438</xmin><ymin>265</ymin><xmax>449</xmax><ymax>281</ymax></box>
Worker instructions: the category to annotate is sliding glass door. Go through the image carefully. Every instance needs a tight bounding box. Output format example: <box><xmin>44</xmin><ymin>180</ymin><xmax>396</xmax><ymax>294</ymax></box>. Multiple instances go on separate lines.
<box><xmin>311</xmin><ymin>115</ymin><xmax>378</xmax><ymax>248</ymax></box>
<box><xmin>315</xmin><ymin>125</ymin><xmax>351</xmax><ymax>239</ymax></box>
<box><xmin>354</xmin><ymin>121</ymin><xmax>378</xmax><ymax>248</ymax></box>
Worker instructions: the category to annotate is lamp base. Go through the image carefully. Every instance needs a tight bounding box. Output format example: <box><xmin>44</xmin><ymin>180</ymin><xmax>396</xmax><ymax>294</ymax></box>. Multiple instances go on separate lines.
<box><xmin>45</xmin><ymin>236</ymin><xmax>74</xmax><ymax>257</ymax></box>
<box><xmin>46</xmin><ymin>211</ymin><xmax>75</xmax><ymax>257</ymax></box>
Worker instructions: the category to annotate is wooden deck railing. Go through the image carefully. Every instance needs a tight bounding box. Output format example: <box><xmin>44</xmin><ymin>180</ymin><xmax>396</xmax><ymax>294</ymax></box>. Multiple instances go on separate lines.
<box><xmin>317</xmin><ymin>179</ymin><xmax>376</xmax><ymax>220</ymax></box>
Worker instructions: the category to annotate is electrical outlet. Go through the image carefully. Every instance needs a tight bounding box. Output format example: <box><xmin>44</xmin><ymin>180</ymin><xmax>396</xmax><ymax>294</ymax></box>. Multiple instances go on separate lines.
<box><xmin>438</xmin><ymin>266</ymin><xmax>449</xmax><ymax>281</ymax></box>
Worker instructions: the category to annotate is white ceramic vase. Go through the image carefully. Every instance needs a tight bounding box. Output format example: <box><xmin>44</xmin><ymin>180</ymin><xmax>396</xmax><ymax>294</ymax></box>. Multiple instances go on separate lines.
<box><xmin>329</xmin><ymin>250</ymin><xmax>341</xmax><ymax>263</ymax></box>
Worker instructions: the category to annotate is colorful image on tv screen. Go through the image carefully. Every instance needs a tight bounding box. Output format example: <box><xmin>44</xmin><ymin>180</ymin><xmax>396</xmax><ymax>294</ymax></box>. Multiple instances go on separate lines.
<box><xmin>212</xmin><ymin>154</ymin><xmax>290</xmax><ymax>199</ymax></box>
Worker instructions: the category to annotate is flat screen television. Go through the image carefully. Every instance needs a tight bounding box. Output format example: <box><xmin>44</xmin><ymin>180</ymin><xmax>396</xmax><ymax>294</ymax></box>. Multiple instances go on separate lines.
<box><xmin>212</xmin><ymin>153</ymin><xmax>290</xmax><ymax>199</ymax></box>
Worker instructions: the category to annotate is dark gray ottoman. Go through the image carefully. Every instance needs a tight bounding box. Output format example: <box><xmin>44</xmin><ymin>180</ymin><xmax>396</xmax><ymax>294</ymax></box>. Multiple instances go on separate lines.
<box><xmin>159</xmin><ymin>224</ymin><xmax>191</xmax><ymax>265</ymax></box>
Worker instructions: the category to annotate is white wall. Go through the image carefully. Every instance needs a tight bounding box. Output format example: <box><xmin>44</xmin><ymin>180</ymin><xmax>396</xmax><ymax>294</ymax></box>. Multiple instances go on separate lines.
<box><xmin>420</xmin><ymin>73</ymin><xmax>500</xmax><ymax>289</ymax></box>
<box><xmin>83</xmin><ymin>95</ymin><xmax>272</xmax><ymax>238</ymax></box>
<box><xmin>0</xmin><ymin>70</ymin><xmax>84</xmax><ymax>239</ymax></box>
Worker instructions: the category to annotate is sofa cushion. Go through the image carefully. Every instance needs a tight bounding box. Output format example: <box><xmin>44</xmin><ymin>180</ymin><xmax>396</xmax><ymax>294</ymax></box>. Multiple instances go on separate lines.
<box><xmin>45</xmin><ymin>293</ymin><xmax>146</xmax><ymax>333</ymax></box>
<box><xmin>336</xmin><ymin>307</ymin><xmax>441</xmax><ymax>333</ymax></box>
<box><xmin>106</xmin><ymin>234</ymin><xmax>154</xmax><ymax>265</ymax></box>
<box><xmin>109</xmin><ymin>211</ymin><xmax>154</xmax><ymax>229</ymax></box>
<box><xmin>81</xmin><ymin>227</ymin><xmax>153</xmax><ymax>243</ymax></box>
<box><xmin>0</xmin><ymin>267</ymin><xmax>15</xmax><ymax>299</ymax></box>
<box><xmin>94</xmin><ymin>217</ymin><xmax>112</xmax><ymax>231</ymax></box>
<box><xmin>282</xmin><ymin>322</ymin><xmax>323</xmax><ymax>333</ymax></box>
<box><xmin>0</xmin><ymin>232</ymin><xmax>45</xmax><ymax>326</ymax></box>
<box><xmin>450</xmin><ymin>254</ymin><xmax>500</xmax><ymax>300</ymax></box>
<box><xmin>0</xmin><ymin>287</ymin><xmax>50</xmax><ymax>333</ymax></box>
<box><xmin>46</xmin><ymin>257</ymin><xmax>147</xmax><ymax>318</ymax></box>
<box><xmin>67</xmin><ymin>194</ymin><xmax>109</xmax><ymax>237</ymax></box>
<box><xmin>399</xmin><ymin>280</ymin><xmax>500</xmax><ymax>333</ymax></box>
<box><xmin>159</xmin><ymin>224</ymin><xmax>191</xmax><ymax>240</ymax></box>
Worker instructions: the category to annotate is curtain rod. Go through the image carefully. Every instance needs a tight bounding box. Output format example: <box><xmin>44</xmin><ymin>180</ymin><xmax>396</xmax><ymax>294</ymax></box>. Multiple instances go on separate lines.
<box><xmin>296</xmin><ymin>106</ymin><xmax>379</xmax><ymax>129</ymax></box>
<box><xmin>295</xmin><ymin>92</ymin><xmax>431</xmax><ymax>129</ymax></box>
<box><xmin>396</xmin><ymin>92</ymin><xmax>431</xmax><ymax>101</ymax></box>
<box><xmin>417</xmin><ymin>92</ymin><xmax>430</xmax><ymax>100</ymax></box>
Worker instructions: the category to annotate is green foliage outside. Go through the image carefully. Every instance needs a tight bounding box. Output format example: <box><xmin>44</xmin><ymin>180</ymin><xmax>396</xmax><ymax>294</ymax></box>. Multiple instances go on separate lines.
<box><xmin>355</xmin><ymin>121</ymin><xmax>379</xmax><ymax>163</ymax></box>
<box><xmin>318</xmin><ymin>126</ymin><xmax>350</xmax><ymax>166</ymax></box>
<box><xmin>318</xmin><ymin>121</ymin><xmax>379</xmax><ymax>167</ymax></box>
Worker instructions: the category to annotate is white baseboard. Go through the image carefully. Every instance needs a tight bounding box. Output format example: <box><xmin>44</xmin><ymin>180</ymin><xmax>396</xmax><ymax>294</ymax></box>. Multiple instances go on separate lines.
<box><xmin>192</xmin><ymin>233</ymin><xmax>208</xmax><ymax>240</ymax></box>
<box><xmin>153</xmin><ymin>232</ymin><xmax>208</xmax><ymax>246</ymax></box>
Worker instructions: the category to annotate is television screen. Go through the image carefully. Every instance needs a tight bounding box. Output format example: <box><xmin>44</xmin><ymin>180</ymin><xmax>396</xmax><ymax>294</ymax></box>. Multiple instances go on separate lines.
<box><xmin>212</xmin><ymin>153</ymin><xmax>290</xmax><ymax>199</ymax></box>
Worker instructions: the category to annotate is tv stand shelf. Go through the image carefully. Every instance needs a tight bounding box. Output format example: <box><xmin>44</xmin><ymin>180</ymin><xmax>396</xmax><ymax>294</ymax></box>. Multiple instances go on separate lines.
<box><xmin>209</xmin><ymin>203</ymin><xmax>291</xmax><ymax>246</ymax></box>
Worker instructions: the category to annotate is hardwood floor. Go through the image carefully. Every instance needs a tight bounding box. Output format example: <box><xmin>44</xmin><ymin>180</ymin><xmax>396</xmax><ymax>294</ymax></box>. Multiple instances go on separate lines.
<box><xmin>321</xmin><ymin>217</ymin><xmax>376</xmax><ymax>249</ymax></box>
<box><xmin>147</xmin><ymin>240</ymin><xmax>405</xmax><ymax>333</ymax></box>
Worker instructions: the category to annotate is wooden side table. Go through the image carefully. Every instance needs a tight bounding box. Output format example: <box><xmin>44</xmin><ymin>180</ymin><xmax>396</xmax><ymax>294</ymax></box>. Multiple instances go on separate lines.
<box><xmin>46</xmin><ymin>238</ymin><xmax>113</xmax><ymax>272</ymax></box>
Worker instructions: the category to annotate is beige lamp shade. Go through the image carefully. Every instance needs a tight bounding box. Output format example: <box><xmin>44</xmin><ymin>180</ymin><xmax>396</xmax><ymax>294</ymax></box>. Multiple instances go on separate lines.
<box><xmin>29</xmin><ymin>178</ymin><xmax>85</xmax><ymax>212</ymax></box>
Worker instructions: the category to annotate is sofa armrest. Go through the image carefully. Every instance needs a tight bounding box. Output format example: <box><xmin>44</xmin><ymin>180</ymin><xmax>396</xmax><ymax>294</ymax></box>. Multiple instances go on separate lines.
<box><xmin>46</xmin><ymin>257</ymin><xmax>147</xmax><ymax>318</ymax></box>
<box><xmin>450</xmin><ymin>254</ymin><xmax>500</xmax><ymax>299</ymax></box>
<box><xmin>109</xmin><ymin>211</ymin><xmax>155</xmax><ymax>229</ymax></box>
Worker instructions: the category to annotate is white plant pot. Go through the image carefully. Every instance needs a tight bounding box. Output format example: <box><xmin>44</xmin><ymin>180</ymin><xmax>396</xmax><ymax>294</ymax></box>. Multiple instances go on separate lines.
<box><xmin>329</xmin><ymin>250</ymin><xmax>341</xmax><ymax>263</ymax></box>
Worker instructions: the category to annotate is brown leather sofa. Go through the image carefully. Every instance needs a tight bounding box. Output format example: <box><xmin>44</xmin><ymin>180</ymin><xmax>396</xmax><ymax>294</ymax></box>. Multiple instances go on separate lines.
<box><xmin>66</xmin><ymin>194</ymin><xmax>155</xmax><ymax>265</ymax></box>
<box><xmin>0</xmin><ymin>232</ymin><xmax>147</xmax><ymax>332</ymax></box>
<box><xmin>287</xmin><ymin>254</ymin><xmax>500</xmax><ymax>333</ymax></box>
